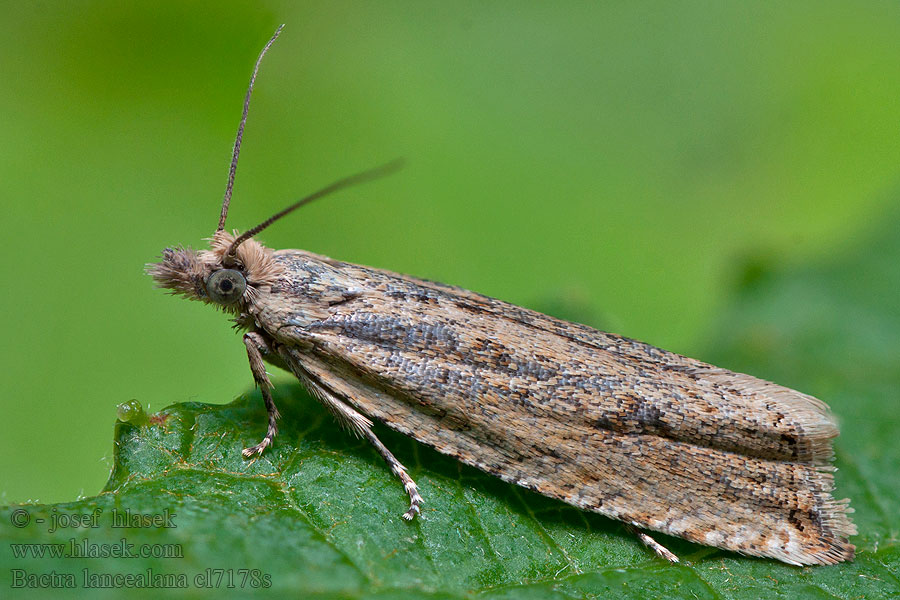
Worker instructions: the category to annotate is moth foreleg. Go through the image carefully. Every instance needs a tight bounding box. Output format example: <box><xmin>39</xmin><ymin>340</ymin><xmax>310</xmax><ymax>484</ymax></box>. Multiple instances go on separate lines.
<box><xmin>624</xmin><ymin>525</ymin><xmax>679</xmax><ymax>563</ymax></box>
<box><xmin>241</xmin><ymin>332</ymin><xmax>281</xmax><ymax>458</ymax></box>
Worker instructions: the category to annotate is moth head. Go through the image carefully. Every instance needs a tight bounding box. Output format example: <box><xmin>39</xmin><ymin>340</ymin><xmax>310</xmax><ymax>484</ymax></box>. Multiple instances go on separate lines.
<box><xmin>147</xmin><ymin>24</ymin><xmax>401</xmax><ymax>309</ymax></box>
<box><xmin>147</xmin><ymin>230</ymin><xmax>279</xmax><ymax>308</ymax></box>
<box><xmin>147</xmin><ymin>249</ymin><xmax>249</xmax><ymax>306</ymax></box>
<box><xmin>146</xmin><ymin>27</ymin><xmax>283</xmax><ymax>310</ymax></box>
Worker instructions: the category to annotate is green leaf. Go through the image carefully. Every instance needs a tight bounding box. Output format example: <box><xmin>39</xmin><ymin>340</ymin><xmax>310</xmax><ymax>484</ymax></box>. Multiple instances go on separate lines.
<box><xmin>3</xmin><ymin>213</ymin><xmax>898</xmax><ymax>599</ymax></box>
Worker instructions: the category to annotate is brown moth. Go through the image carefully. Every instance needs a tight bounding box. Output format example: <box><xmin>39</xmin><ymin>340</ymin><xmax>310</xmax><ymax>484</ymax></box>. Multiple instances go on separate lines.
<box><xmin>148</xmin><ymin>26</ymin><xmax>855</xmax><ymax>565</ymax></box>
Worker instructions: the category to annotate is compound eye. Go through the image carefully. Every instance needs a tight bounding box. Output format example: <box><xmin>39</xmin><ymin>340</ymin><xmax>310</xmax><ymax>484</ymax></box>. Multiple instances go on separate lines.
<box><xmin>207</xmin><ymin>269</ymin><xmax>247</xmax><ymax>304</ymax></box>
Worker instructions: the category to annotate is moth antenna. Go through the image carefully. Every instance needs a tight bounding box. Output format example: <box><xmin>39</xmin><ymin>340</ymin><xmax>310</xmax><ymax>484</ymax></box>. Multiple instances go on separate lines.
<box><xmin>224</xmin><ymin>158</ymin><xmax>405</xmax><ymax>262</ymax></box>
<box><xmin>217</xmin><ymin>24</ymin><xmax>285</xmax><ymax>232</ymax></box>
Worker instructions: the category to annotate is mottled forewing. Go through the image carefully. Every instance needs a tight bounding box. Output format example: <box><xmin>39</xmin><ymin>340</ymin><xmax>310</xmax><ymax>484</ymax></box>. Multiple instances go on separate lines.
<box><xmin>261</xmin><ymin>250</ymin><xmax>855</xmax><ymax>565</ymax></box>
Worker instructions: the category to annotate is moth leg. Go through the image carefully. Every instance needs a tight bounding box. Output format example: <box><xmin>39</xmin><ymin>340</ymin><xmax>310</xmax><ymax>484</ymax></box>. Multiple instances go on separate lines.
<box><xmin>625</xmin><ymin>525</ymin><xmax>680</xmax><ymax>563</ymax></box>
<box><xmin>359</xmin><ymin>426</ymin><xmax>423</xmax><ymax>521</ymax></box>
<box><xmin>276</xmin><ymin>347</ymin><xmax>423</xmax><ymax>520</ymax></box>
<box><xmin>241</xmin><ymin>332</ymin><xmax>281</xmax><ymax>458</ymax></box>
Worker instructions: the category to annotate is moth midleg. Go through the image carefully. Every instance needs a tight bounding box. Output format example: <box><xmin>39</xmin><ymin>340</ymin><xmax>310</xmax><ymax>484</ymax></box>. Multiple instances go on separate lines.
<box><xmin>359</xmin><ymin>426</ymin><xmax>423</xmax><ymax>521</ymax></box>
<box><xmin>241</xmin><ymin>332</ymin><xmax>281</xmax><ymax>457</ymax></box>
<box><xmin>624</xmin><ymin>524</ymin><xmax>679</xmax><ymax>563</ymax></box>
<box><xmin>276</xmin><ymin>347</ymin><xmax>373</xmax><ymax>438</ymax></box>
<box><xmin>276</xmin><ymin>347</ymin><xmax>422</xmax><ymax>519</ymax></box>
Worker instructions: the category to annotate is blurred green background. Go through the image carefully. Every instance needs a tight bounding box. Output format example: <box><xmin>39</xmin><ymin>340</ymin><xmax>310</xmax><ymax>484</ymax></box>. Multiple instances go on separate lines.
<box><xmin>1</xmin><ymin>0</ymin><xmax>898</xmax><ymax>508</ymax></box>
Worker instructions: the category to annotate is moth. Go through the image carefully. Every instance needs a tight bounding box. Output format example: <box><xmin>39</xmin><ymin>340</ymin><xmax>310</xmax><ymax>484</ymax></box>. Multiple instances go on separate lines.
<box><xmin>148</xmin><ymin>26</ymin><xmax>855</xmax><ymax>565</ymax></box>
